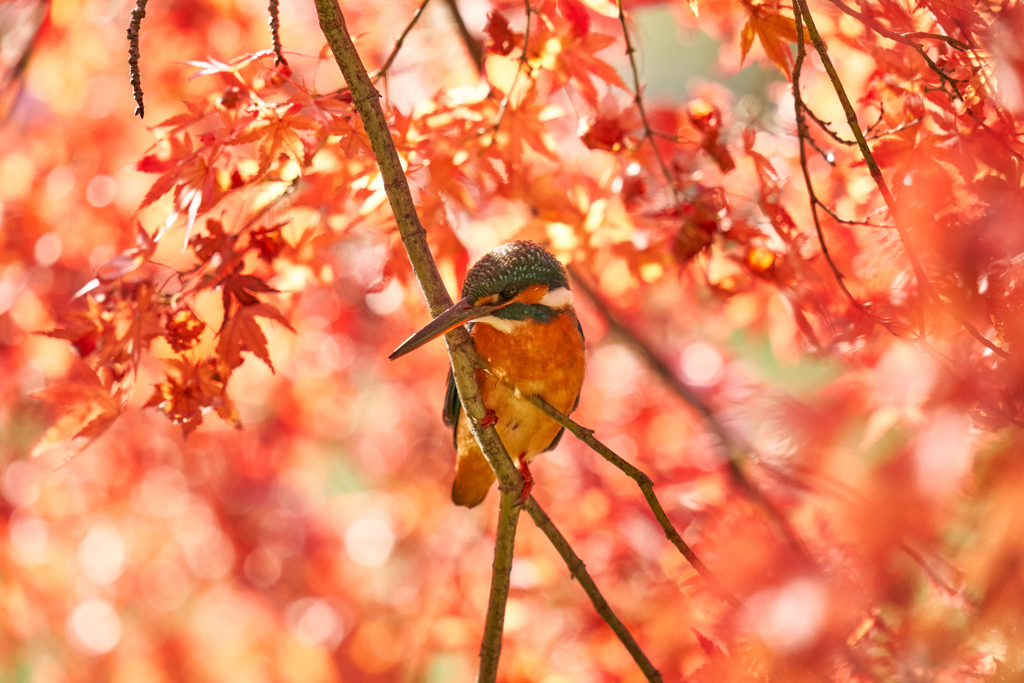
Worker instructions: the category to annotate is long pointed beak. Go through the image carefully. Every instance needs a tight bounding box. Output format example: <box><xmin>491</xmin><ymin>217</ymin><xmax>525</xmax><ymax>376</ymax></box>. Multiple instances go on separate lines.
<box><xmin>389</xmin><ymin>296</ymin><xmax>500</xmax><ymax>360</ymax></box>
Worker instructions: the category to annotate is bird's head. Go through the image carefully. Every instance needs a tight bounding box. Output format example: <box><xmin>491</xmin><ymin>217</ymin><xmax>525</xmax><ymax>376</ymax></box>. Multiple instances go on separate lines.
<box><xmin>389</xmin><ymin>241</ymin><xmax>573</xmax><ymax>360</ymax></box>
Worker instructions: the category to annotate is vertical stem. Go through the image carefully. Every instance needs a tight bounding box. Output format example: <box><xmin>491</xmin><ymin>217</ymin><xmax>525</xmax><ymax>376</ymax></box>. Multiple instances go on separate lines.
<box><xmin>127</xmin><ymin>0</ymin><xmax>149</xmax><ymax>118</ymax></box>
<box><xmin>479</xmin><ymin>491</ymin><xmax>521</xmax><ymax>682</ymax></box>
<box><xmin>312</xmin><ymin>2</ymin><xmax>524</xmax><ymax>680</ymax></box>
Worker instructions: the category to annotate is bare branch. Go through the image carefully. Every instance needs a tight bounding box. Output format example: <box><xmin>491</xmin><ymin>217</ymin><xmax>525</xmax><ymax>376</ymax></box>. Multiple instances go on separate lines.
<box><xmin>517</xmin><ymin>390</ymin><xmax>744</xmax><ymax>609</ymax></box>
<box><xmin>824</xmin><ymin>0</ymin><xmax>970</xmax><ymax>51</ymax></box>
<box><xmin>616</xmin><ymin>0</ymin><xmax>677</xmax><ymax>195</ymax></box>
<box><xmin>442</xmin><ymin>0</ymin><xmax>483</xmax><ymax>74</ymax></box>
<box><xmin>312</xmin><ymin>2</ymin><xmax>523</xmax><ymax>679</ymax></box>
<box><xmin>126</xmin><ymin>0</ymin><xmax>149</xmax><ymax>118</ymax></box>
<box><xmin>791</xmin><ymin>7</ymin><xmax>920</xmax><ymax>341</ymax></box>
<box><xmin>491</xmin><ymin>0</ymin><xmax>533</xmax><ymax>135</ymax></box>
<box><xmin>0</xmin><ymin>0</ymin><xmax>47</xmax><ymax>122</ymax></box>
<box><xmin>268</xmin><ymin>0</ymin><xmax>288</xmax><ymax>66</ymax></box>
<box><xmin>793</xmin><ymin>0</ymin><xmax>1010</xmax><ymax>359</ymax></box>
<box><xmin>525</xmin><ymin>497</ymin><xmax>665</xmax><ymax>681</ymax></box>
<box><xmin>568</xmin><ymin>268</ymin><xmax>816</xmax><ymax>566</ymax></box>
<box><xmin>479</xmin><ymin>488</ymin><xmax>521</xmax><ymax>681</ymax></box>
<box><xmin>371</xmin><ymin>0</ymin><xmax>431</xmax><ymax>83</ymax></box>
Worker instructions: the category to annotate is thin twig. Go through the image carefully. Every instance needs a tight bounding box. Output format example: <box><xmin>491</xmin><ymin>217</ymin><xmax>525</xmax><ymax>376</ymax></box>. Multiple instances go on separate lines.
<box><xmin>791</xmin><ymin>6</ymin><xmax>919</xmax><ymax>341</ymax></box>
<box><xmin>442</xmin><ymin>0</ymin><xmax>483</xmax><ymax>74</ymax></box>
<box><xmin>568</xmin><ymin>268</ymin><xmax>816</xmax><ymax>566</ymax></box>
<box><xmin>616</xmin><ymin>0</ymin><xmax>677</xmax><ymax>196</ymax></box>
<box><xmin>518</xmin><ymin>391</ymin><xmax>743</xmax><ymax>609</ymax></box>
<box><xmin>312</xmin><ymin>3</ymin><xmax>523</xmax><ymax>680</ymax></box>
<box><xmin>804</xmin><ymin>105</ymin><xmax>856</xmax><ymax>146</ymax></box>
<box><xmin>491</xmin><ymin>0</ymin><xmax>533</xmax><ymax>134</ymax></box>
<box><xmin>794</xmin><ymin>0</ymin><xmax>1011</xmax><ymax>359</ymax></box>
<box><xmin>525</xmin><ymin>497</ymin><xmax>665</xmax><ymax>681</ymax></box>
<box><xmin>371</xmin><ymin>0</ymin><xmax>432</xmax><ymax>83</ymax></box>
<box><xmin>824</xmin><ymin>0</ymin><xmax>969</xmax><ymax>51</ymax></box>
<box><xmin>127</xmin><ymin>0</ymin><xmax>149</xmax><ymax>118</ymax></box>
<box><xmin>817</xmin><ymin>201</ymin><xmax>888</xmax><ymax>228</ymax></box>
<box><xmin>268</xmin><ymin>0</ymin><xmax>288</xmax><ymax>66</ymax></box>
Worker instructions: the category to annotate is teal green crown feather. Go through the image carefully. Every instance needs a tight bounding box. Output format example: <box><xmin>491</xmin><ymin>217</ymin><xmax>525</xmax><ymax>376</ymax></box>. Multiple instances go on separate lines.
<box><xmin>461</xmin><ymin>242</ymin><xmax>569</xmax><ymax>322</ymax></box>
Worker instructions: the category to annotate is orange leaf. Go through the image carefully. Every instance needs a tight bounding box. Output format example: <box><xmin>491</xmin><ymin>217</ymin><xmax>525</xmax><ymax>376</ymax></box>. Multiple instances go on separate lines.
<box><xmin>30</xmin><ymin>375</ymin><xmax>122</xmax><ymax>460</ymax></box>
<box><xmin>553</xmin><ymin>33</ymin><xmax>628</xmax><ymax>107</ymax></box>
<box><xmin>231</xmin><ymin>104</ymin><xmax>318</xmax><ymax>178</ymax></box>
<box><xmin>740</xmin><ymin>1</ymin><xmax>810</xmax><ymax>78</ymax></box>
<box><xmin>557</xmin><ymin>0</ymin><xmax>591</xmax><ymax>36</ymax></box>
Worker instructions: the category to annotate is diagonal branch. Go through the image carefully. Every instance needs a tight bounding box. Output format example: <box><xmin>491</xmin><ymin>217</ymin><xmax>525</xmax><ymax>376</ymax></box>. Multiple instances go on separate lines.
<box><xmin>268</xmin><ymin>0</ymin><xmax>288</xmax><ymax>66</ymax></box>
<box><xmin>823</xmin><ymin>0</ymin><xmax>969</xmax><ymax>51</ymax></box>
<box><xmin>525</xmin><ymin>497</ymin><xmax>664</xmax><ymax>681</ymax></box>
<box><xmin>442</xmin><ymin>0</ymin><xmax>483</xmax><ymax>74</ymax></box>
<box><xmin>518</xmin><ymin>391</ymin><xmax>743</xmax><ymax>609</ymax></box>
<box><xmin>491</xmin><ymin>0</ymin><xmax>533</xmax><ymax>135</ymax></box>
<box><xmin>568</xmin><ymin>268</ymin><xmax>815</xmax><ymax>566</ymax></box>
<box><xmin>312</xmin><ymin>2</ymin><xmax>522</xmax><ymax>680</ymax></box>
<box><xmin>371</xmin><ymin>0</ymin><xmax>432</xmax><ymax>83</ymax></box>
<box><xmin>791</xmin><ymin>8</ymin><xmax>920</xmax><ymax>341</ymax></box>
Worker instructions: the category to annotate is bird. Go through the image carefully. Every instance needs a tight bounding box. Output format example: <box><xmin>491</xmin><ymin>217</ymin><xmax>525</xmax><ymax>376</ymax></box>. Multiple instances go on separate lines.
<box><xmin>389</xmin><ymin>241</ymin><xmax>586</xmax><ymax>507</ymax></box>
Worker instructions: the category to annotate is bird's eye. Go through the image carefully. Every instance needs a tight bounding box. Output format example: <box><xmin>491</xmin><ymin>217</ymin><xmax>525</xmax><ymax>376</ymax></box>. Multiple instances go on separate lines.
<box><xmin>499</xmin><ymin>284</ymin><xmax>519</xmax><ymax>301</ymax></box>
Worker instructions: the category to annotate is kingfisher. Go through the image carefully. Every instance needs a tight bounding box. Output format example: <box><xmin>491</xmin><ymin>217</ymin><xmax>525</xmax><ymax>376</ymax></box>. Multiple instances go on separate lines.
<box><xmin>389</xmin><ymin>241</ymin><xmax>586</xmax><ymax>507</ymax></box>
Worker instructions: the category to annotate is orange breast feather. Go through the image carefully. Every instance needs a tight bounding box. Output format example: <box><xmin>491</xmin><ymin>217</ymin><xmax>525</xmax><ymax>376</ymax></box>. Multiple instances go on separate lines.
<box><xmin>451</xmin><ymin>311</ymin><xmax>585</xmax><ymax>507</ymax></box>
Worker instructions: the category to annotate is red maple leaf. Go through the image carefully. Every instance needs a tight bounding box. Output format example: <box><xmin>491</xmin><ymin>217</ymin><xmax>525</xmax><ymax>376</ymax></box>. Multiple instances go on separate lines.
<box><xmin>217</xmin><ymin>303</ymin><xmax>295</xmax><ymax>377</ymax></box>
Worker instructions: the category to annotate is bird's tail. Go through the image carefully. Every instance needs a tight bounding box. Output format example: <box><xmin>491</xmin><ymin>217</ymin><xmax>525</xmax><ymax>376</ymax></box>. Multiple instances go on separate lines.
<box><xmin>451</xmin><ymin>448</ymin><xmax>496</xmax><ymax>508</ymax></box>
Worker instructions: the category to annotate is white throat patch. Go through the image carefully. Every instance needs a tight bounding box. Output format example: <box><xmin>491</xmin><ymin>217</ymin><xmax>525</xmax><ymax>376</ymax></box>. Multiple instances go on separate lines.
<box><xmin>473</xmin><ymin>316</ymin><xmax>527</xmax><ymax>333</ymax></box>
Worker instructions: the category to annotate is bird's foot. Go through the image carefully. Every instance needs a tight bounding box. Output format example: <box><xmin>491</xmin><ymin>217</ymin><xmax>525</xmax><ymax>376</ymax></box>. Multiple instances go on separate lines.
<box><xmin>473</xmin><ymin>409</ymin><xmax>498</xmax><ymax>428</ymax></box>
<box><xmin>516</xmin><ymin>454</ymin><xmax>533</xmax><ymax>506</ymax></box>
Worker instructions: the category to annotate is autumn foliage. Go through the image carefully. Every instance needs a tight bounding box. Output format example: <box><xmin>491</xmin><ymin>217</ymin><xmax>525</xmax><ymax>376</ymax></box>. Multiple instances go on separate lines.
<box><xmin>3</xmin><ymin>0</ymin><xmax>1024</xmax><ymax>678</ymax></box>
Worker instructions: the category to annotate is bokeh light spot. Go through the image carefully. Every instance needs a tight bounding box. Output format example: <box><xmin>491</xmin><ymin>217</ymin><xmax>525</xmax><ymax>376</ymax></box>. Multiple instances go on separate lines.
<box><xmin>67</xmin><ymin>599</ymin><xmax>122</xmax><ymax>655</ymax></box>
<box><xmin>34</xmin><ymin>233</ymin><xmax>62</xmax><ymax>266</ymax></box>
<box><xmin>85</xmin><ymin>174</ymin><xmax>117</xmax><ymax>208</ymax></box>
<box><xmin>78</xmin><ymin>524</ymin><xmax>126</xmax><ymax>585</ymax></box>
<box><xmin>289</xmin><ymin>598</ymin><xmax>345</xmax><ymax>648</ymax></box>
<box><xmin>9</xmin><ymin>514</ymin><xmax>48</xmax><ymax>564</ymax></box>
<box><xmin>680</xmin><ymin>341</ymin><xmax>724</xmax><ymax>387</ymax></box>
<box><xmin>365</xmin><ymin>279</ymin><xmax>404</xmax><ymax>316</ymax></box>
<box><xmin>748</xmin><ymin>578</ymin><xmax>827</xmax><ymax>653</ymax></box>
<box><xmin>2</xmin><ymin>459</ymin><xmax>42</xmax><ymax>508</ymax></box>
<box><xmin>344</xmin><ymin>516</ymin><xmax>395</xmax><ymax>568</ymax></box>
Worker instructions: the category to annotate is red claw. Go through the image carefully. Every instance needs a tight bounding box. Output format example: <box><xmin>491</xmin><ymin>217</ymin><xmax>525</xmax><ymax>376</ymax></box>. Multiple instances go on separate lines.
<box><xmin>474</xmin><ymin>409</ymin><xmax>499</xmax><ymax>428</ymax></box>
